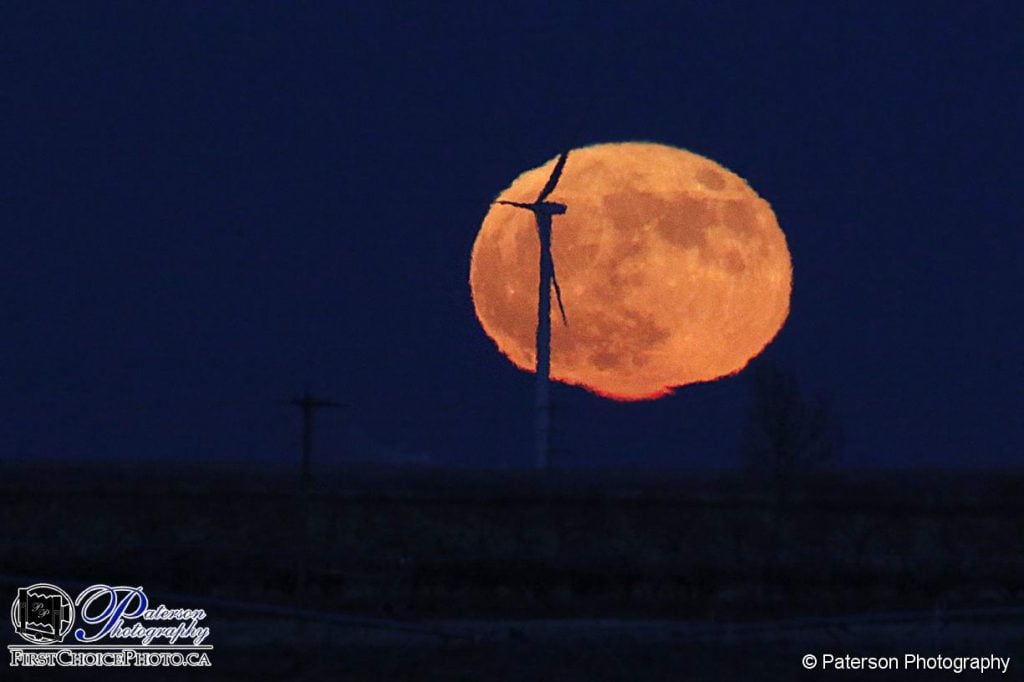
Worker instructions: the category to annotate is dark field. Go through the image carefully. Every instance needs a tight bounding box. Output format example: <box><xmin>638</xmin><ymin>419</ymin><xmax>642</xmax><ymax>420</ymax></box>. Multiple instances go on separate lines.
<box><xmin>3</xmin><ymin>462</ymin><xmax>1023</xmax><ymax>679</ymax></box>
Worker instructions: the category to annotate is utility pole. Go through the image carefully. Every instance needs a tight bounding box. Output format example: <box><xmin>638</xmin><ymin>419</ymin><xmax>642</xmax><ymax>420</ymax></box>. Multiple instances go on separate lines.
<box><xmin>286</xmin><ymin>392</ymin><xmax>341</xmax><ymax>485</ymax></box>
<box><xmin>284</xmin><ymin>391</ymin><xmax>340</xmax><ymax>603</ymax></box>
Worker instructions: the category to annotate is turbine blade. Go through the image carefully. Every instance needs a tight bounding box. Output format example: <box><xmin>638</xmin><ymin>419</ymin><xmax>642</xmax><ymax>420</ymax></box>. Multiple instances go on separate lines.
<box><xmin>494</xmin><ymin>200</ymin><xmax>535</xmax><ymax>210</ymax></box>
<box><xmin>550</xmin><ymin>256</ymin><xmax>568</xmax><ymax>326</ymax></box>
<box><xmin>536</xmin><ymin>150</ymin><xmax>570</xmax><ymax>202</ymax></box>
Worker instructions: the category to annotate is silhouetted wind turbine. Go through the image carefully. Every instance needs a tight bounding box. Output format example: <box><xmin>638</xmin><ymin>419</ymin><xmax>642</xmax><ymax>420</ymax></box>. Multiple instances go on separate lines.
<box><xmin>284</xmin><ymin>392</ymin><xmax>341</xmax><ymax>486</ymax></box>
<box><xmin>494</xmin><ymin>150</ymin><xmax>571</xmax><ymax>470</ymax></box>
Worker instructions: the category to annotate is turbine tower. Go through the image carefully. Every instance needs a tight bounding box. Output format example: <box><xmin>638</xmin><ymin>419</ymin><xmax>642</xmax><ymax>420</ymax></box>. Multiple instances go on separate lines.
<box><xmin>494</xmin><ymin>150</ymin><xmax>571</xmax><ymax>469</ymax></box>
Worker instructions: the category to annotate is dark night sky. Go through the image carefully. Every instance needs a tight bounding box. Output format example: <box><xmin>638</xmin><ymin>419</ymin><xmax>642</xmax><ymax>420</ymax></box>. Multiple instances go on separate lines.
<box><xmin>4</xmin><ymin>2</ymin><xmax>1022</xmax><ymax>470</ymax></box>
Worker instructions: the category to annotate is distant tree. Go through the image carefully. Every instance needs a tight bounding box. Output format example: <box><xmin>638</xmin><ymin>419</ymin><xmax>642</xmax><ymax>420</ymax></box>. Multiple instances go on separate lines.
<box><xmin>742</xmin><ymin>363</ymin><xmax>841</xmax><ymax>507</ymax></box>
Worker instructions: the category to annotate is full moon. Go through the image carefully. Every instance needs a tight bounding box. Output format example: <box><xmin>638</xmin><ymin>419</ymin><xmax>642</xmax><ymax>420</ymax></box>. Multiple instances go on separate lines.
<box><xmin>469</xmin><ymin>142</ymin><xmax>792</xmax><ymax>401</ymax></box>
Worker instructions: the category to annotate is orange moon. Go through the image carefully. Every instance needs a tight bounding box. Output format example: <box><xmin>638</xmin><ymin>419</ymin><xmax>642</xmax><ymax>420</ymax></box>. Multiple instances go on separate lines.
<box><xmin>469</xmin><ymin>142</ymin><xmax>792</xmax><ymax>401</ymax></box>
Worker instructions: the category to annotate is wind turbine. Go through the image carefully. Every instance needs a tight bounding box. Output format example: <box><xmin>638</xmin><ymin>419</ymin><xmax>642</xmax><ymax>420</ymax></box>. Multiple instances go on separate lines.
<box><xmin>494</xmin><ymin>150</ymin><xmax>571</xmax><ymax>469</ymax></box>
